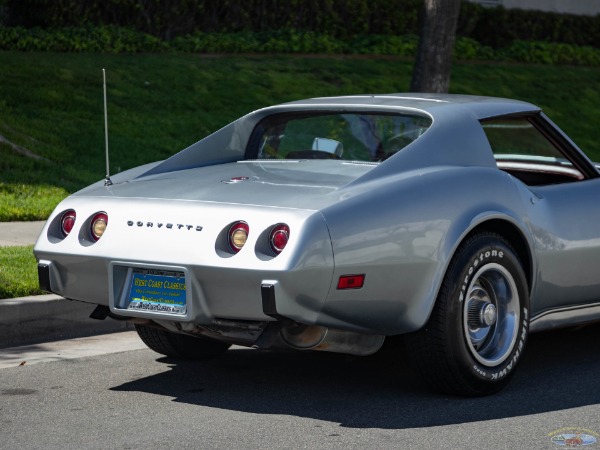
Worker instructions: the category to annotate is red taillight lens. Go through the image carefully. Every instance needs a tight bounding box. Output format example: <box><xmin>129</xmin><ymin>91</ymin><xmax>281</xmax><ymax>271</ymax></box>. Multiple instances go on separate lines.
<box><xmin>60</xmin><ymin>210</ymin><xmax>76</xmax><ymax>237</ymax></box>
<box><xmin>337</xmin><ymin>274</ymin><xmax>365</xmax><ymax>290</ymax></box>
<box><xmin>90</xmin><ymin>212</ymin><xmax>108</xmax><ymax>241</ymax></box>
<box><xmin>269</xmin><ymin>224</ymin><xmax>290</xmax><ymax>255</ymax></box>
<box><xmin>228</xmin><ymin>221</ymin><xmax>249</xmax><ymax>253</ymax></box>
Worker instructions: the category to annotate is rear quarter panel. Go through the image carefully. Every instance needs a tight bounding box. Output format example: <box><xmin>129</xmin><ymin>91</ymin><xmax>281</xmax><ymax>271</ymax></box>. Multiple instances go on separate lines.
<box><xmin>319</xmin><ymin>166</ymin><xmax>534</xmax><ymax>334</ymax></box>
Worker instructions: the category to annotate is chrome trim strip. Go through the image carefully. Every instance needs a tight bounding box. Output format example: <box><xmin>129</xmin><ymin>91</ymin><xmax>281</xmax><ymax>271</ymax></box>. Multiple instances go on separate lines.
<box><xmin>530</xmin><ymin>302</ymin><xmax>600</xmax><ymax>333</ymax></box>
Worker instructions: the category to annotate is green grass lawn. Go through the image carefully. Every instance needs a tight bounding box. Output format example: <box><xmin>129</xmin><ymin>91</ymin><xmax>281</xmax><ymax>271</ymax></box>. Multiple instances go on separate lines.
<box><xmin>0</xmin><ymin>245</ymin><xmax>44</xmax><ymax>299</ymax></box>
<box><xmin>1</xmin><ymin>52</ymin><xmax>600</xmax><ymax>298</ymax></box>
<box><xmin>2</xmin><ymin>53</ymin><xmax>599</xmax><ymax>222</ymax></box>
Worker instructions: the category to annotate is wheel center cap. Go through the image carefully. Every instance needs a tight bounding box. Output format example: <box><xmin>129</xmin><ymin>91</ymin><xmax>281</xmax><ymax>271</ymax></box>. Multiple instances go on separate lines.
<box><xmin>481</xmin><ymin>303</ymin><xmax>497</xmax><ymax>327</ymax></box>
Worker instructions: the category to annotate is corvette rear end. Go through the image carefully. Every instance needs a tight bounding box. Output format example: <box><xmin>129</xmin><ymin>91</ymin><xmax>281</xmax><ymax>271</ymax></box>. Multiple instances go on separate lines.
<box><xmin>33</xmin><ymin>153</ymin><xmax>396</xmax><ymax>357</ymax></box>
<box><xmin>37</xmin><ymin>93</ymin><xmax>596</xmax><ymax>396</ymax></box>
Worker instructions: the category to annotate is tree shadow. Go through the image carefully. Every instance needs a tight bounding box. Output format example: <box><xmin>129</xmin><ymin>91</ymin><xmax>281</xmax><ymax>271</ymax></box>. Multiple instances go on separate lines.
<box><xmin>111</xmin><ymin>323</ymin><xmax>600</xmax><ymax>430</ymax></box>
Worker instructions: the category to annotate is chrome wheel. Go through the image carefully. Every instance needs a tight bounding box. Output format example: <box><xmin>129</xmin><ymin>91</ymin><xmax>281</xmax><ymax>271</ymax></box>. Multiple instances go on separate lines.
<box><xmin>463</xmin><ymin>263</ymin><xmax>520</xmax><ymax>367</ymax></box>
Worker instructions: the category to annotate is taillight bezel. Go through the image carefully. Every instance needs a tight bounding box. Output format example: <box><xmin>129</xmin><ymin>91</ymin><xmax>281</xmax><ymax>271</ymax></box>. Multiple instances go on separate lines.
<box><xmin>228</xmin><ymin>221</ymin><xmax>249</xmax><ymax>253</ymax></box>
<box><xmin>60</xmin><ymin>209</ymin><xmax>76</xmax><ymax>237</ymax></box>
<box><xmin>90</xmin><ymin>212</ymin><xmax>108</xmax><ymax>241</ymax></box>
<box><xmin>269</xmin><ymin>223</ymin><xmax>290</xmax><ymax>255</ymax></box>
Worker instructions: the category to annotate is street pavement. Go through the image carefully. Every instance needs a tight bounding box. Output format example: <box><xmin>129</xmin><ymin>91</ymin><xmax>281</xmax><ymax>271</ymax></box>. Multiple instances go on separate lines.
<box><xmin>0</xmin><ymin>331</ymin><xmax>145</xmax><ymax>368</ymax></box>
<box><xmin>0</xmin><ymin>221</ymin><xmax>131</xmax><ymax>347</ymax></box>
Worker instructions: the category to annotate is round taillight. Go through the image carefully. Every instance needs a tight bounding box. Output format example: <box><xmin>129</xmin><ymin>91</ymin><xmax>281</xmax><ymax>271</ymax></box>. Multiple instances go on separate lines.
<box><xmin>90</xmin><ymin>212</ymin><xmax>108</xmax><ymax>241</ymax></box>
<box><xmin>270</xmin><ymin>224</ymin><xmax>290</xmax><ymax>255</ymax></box>
<box><xmin>228</xmin><ymin>221</ymin><xmax>249</xmax><ymax>253</ymax></box>
<box><xmin>60</xmin><ymin>210</ymin><xmax>76</xmax><ymax>237</ymax></box>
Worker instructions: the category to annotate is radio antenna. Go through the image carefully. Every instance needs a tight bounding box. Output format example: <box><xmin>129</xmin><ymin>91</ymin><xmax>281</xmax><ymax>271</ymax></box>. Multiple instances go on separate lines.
<box><xmin>102</xmin><ymin>68</ymin><xmax>113</xmax><ymax>186</ymax></box>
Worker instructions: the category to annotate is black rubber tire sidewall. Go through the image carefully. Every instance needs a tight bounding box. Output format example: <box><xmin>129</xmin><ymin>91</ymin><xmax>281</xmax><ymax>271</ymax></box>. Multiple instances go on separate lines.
<box><xmin>443</xmin><ymin>234</ymin><xmax>529</xmax><ymax>395</ymax></box>
<box><xmin>135</xmin><ymin>324</ymin><xmax>230</xmax><ymax>360</ymax></box>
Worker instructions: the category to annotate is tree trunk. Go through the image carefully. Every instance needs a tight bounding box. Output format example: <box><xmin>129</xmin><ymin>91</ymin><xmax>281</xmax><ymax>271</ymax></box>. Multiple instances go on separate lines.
<box><xmin>410</xmin><ymin>0</ymin><xmax>461</xmax><ymax>93</ymax></box>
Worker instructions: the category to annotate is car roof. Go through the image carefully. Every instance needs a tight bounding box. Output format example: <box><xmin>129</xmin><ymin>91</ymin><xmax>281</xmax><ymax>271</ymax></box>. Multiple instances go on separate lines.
<box><xmin>283</xmin><ymin>93</ymin><xmax>540</xmax><ymax>120</ymax></box>
<box><xmin>137</xmin><ymin>93</ymin><xmax>542</xmax><ymax>180</ymax></box>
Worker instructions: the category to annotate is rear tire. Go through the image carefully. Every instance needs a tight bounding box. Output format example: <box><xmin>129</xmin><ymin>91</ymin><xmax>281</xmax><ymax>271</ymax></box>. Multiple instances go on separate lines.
<box><xmin>135</xmin><ymin>324</ymin><xmax>230</xmax><ymax>360</ymax></box>
<box><xmin>407</xmin><ymin>232</ymin><xmax>529</xmax><ymax>396</ymax></box>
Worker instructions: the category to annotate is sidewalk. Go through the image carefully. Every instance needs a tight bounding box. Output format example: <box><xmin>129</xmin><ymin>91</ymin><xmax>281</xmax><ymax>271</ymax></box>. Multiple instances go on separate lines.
<box><xmin>0</xmin><ymin>220</ymin><xmax>46</xmax><ymax>246</ymax></box>
<box><xmin>0</xmin><ymin>221</ymin><xmax>132</xmax><ymax>348</ymax></box>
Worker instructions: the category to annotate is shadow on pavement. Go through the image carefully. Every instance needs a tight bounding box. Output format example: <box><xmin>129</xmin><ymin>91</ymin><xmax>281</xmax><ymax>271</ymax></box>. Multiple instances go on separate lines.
<box><xmin>111</xmin><ymin>323</ymin><xmax>600</xmax><ymax>429</ymax></box>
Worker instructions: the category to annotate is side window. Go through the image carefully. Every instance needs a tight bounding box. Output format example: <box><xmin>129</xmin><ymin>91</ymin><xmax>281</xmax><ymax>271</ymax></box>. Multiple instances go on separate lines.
<box><xmin>481</xmin><ymin>117</ymin><xmax>584</xmax><ymax>185</ymax></box>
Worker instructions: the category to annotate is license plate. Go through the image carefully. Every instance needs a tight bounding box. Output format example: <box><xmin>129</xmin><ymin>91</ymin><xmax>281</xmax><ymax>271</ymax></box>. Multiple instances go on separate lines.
<box><xmin>127</xmin><ymin>269</ymin><xmax>187</xmax><ymax>315</ymax></box>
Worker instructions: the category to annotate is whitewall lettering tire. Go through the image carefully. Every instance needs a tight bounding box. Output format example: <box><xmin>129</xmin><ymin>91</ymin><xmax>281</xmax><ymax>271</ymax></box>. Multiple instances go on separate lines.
<box><xmin>408</xmin><ymin>232</ymin><xmax>529</xmax><ymax>396</ymax></box>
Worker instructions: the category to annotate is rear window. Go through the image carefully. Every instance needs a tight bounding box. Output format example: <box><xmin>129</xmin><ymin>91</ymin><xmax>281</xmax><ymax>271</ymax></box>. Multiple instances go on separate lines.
<box><xmin>246</xmin><ymin>112</ymin><xmax>432</xmax><ymax>162</ymax></box>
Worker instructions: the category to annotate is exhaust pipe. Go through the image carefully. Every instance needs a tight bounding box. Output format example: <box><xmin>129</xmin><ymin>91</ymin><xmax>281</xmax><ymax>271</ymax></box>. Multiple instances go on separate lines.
<box><xmin>280</xmin><ymin>324</ymin><xmax>384</xmax><ymax>356</ymax></box>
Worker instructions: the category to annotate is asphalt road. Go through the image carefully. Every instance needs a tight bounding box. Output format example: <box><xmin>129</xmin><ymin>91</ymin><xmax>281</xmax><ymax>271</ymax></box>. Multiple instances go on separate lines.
<box><xmin>1</xmin><ymin>325</ymin><xmax>599</xmax><ymax>449</ymax></box>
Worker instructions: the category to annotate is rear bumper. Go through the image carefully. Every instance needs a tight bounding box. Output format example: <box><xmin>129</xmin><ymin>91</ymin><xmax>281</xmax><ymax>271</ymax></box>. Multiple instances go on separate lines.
<box><xmin>37</xmin><ymin>263</ymin><xmax>52</xmax><ymax>293</ymax></box>
<box><xmin>37</xmin><ymin>256</ymin><xmax>333</xmax><ymax>327</ymax></box>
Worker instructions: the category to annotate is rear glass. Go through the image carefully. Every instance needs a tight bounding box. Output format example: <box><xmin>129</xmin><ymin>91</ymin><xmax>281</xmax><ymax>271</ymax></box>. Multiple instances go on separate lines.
<box><xmin>247</xmin><ymin>112</ymin><xmax>432</xmax><ymax>162</ymax></box>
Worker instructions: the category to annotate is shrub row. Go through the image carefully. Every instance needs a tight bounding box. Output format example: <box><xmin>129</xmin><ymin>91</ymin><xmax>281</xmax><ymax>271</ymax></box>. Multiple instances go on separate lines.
<box><xmin>1</xmin><ymin>0</ymin><xmax>599</xmax><ymax>48</ymax></box>
<box><xmin>1</xmin><ymin>26</ymin><xmax>599</xmax><ymax>67</ymax></box>
<box><xmin>0</xmin><ymin>25</ymin><xmax>167</xmax><ymax>52</ymax></box>
<box><xmin>457</xmin><ymin>4</ymin><xmax>600</xmax><ymax>49</ymax></box>
<box><xmin>0</xmin><ymin>0</ymin><xmax>421</xmax><ymax>40</ymax></box>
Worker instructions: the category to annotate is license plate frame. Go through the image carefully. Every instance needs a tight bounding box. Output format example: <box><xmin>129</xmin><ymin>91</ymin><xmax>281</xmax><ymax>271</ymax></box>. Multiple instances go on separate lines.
<box><xmin>126</xmin><ymin>268</ymin><xmax>187</xmax><ymax>315</ymax></box>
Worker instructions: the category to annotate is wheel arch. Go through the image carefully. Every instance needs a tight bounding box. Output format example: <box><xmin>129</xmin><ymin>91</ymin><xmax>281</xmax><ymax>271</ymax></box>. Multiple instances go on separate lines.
<box><xmin>465</xmin><ymin>218</ymin><xmax>533</xmax><ymax>293</ymax></box>
<box><xmin>404</xmin><ymin>214</ymin><xmax>535</xmax><ymax>337</ymax></box>
<box><xmin>420</xmin><ymin>215</ymin><xmax>535</xmax><ymax>331</ymax></box>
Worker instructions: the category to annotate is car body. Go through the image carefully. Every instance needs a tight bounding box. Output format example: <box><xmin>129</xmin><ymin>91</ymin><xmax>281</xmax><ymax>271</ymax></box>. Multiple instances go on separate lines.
<box><xmin>34</xmin><ymin>93</ymin><xmax>600</xmax><ymax>395</ymax></box>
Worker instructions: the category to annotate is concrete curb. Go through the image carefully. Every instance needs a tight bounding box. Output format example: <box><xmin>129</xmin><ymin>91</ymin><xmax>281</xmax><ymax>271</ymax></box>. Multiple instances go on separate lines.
<box><xmin>1</xmin><ymin>221</ymin><xmax>133</xmax><ymax>348</ymax></box>
<box><xmin>0</xmin><ymin>294</ymin><xmax>133</xmax><ymax>349</ymax></box>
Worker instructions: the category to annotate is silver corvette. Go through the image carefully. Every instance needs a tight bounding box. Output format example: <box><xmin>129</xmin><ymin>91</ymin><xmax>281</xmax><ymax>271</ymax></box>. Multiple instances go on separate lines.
<box><xmin>34</xmin><ymin>94</ymin><xmax>600</xmax><ymax>396</ymax></box>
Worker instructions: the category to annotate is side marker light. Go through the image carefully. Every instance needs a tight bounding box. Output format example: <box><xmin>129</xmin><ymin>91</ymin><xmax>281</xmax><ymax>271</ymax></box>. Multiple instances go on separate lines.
<box><xmin>337</xmin><ymin>274</ymin><xmax>365</xmax><ymax>290</ymax></box>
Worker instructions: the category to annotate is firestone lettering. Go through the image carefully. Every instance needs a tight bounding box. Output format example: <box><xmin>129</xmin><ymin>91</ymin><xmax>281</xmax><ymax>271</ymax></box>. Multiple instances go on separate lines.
<box><xmin>473</xmin><ymin>365</ymin><xmax>486</xmax><ymax>377</ymax></box>
<box><xmin>459</xmin><ymin>248</ymin><xmax>504</xmax><ymax>302</ymax></box>
<box><xmin>488</xmin><ymin>309</ymin><xmax>528</xmax><ymax>380</ymax></box>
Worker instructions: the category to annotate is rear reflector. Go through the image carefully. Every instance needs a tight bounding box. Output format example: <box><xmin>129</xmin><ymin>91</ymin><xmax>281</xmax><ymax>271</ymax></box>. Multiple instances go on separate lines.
<box><xmin>337</xmin><ymin>274</ymin><xmax>365</xmax><ymax>290</ymax></box>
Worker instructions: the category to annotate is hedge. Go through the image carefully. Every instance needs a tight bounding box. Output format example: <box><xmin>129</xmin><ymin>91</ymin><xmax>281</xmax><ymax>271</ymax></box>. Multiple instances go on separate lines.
<box><xmin>1</xmin><ymin>26</ymin><xmax>599</xmax><ymax>67</ymax></box>
<box><xmin>1</xmin><ymin>0</ymin><xmax>599</xmax><ymax>48</ymax></box>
